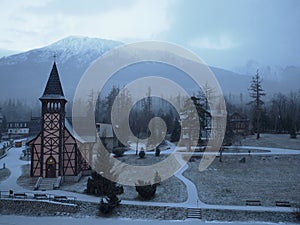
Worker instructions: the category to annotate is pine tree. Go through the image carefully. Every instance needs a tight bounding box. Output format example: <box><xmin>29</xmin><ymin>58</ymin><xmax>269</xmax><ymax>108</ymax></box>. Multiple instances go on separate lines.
<box><xmin>248</xmin><ymin>69</ymin><xmax>266</xmax><ymax>139</ymax></box>
<box><xmin>87</xmin><ymin>141</ymin><xmax>124</xmax><ymax>214</ymax></box>
<box><xmin>180</xmin><ymin>96</ymin><xmax>208</xmax><ymax>150</ymax></box>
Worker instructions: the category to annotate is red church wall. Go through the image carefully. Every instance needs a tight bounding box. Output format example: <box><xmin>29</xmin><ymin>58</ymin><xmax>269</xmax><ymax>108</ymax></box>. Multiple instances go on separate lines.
<box><xmin>30</xmin><ymin>135</ymin><xmax>42</xmax><ymax>177</ymax></box>
<box><xmin>63</xmin><ymin>128</ymin><xmax>81</xmax><ymax>176</ymax></box>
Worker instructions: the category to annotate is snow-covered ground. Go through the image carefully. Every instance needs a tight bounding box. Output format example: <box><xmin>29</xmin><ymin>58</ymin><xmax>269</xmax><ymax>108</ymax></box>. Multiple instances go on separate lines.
<box><xmin>0</xmin><ymin>145</ymin><xmax>28</xmax><ymax>192</ymax></box>
<box><xmin>0</xmin><ymin>140</ymin><xmax>299</xmax><ymax>223</ymax></box>
<box><xmin>0</xmin><ymin>215</ymin><xmax>297</xmax><ymax>225</ymax></box>
<box><xmin>125</xmin><ymin>141</ymin><xmax>175</xmax><ymax>155</ymax></box>
<box><xmin>0</xmin><ymin>141</ymin><xmax>9</xmax><ymax>149</ymax></box>
<box><xmin>237</xmin><ymin>133</ymin><xmax>300</xmax><ymax>150</ymax></box>
<box><xmin>1</xmin><ymin>144</ymin><xmax>297</xmax><ymax>211</ymax></box>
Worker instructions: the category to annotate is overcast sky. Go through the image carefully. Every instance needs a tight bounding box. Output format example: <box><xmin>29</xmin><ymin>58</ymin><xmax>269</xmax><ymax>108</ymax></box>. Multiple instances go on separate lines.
<box><xmin>0</xmin><ymin>0</ymin><xmax>299</xmax><ymax>70</ymax></box>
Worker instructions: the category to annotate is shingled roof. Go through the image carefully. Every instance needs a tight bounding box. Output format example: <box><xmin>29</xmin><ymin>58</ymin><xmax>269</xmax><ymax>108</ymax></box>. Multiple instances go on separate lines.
<box><xmin>40</xmin><ymin>62</ymin><xmax>66</xmax><ymax>100</ymax></box>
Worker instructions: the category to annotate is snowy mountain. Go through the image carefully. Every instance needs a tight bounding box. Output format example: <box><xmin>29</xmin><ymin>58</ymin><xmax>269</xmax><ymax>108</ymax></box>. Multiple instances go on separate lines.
<box><xmin>0</xmin><ymin>36</ymin><xmax>123</xmax><ymax>101</ymax></box>
<box><xmin>0</xmin><ymin>36</ymin><xmax>299</xmax><ymax>102</ymax></box>
<box><xmin>0</xmin><ymin>36</ymin><xmax>123</xmax><ymax>66</ymax></box>
<box><xmin>233</xmin><ymin>60</ymin><xmax>286</xmax><ymax>81</ymax></box>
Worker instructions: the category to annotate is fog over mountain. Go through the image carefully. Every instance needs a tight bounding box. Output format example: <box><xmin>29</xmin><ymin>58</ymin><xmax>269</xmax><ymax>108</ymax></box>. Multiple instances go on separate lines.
<box><xmin>0</xmin><ymin>36</ymin><xmax>299</xmax><ymax>103</ymax></box>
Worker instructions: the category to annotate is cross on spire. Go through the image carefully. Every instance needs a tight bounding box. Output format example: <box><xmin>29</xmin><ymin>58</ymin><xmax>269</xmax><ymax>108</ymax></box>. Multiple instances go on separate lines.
<box><xmin>53</xmin><ymin>54</ymin><xmax>57</xmax><ymax>62</ymax></box>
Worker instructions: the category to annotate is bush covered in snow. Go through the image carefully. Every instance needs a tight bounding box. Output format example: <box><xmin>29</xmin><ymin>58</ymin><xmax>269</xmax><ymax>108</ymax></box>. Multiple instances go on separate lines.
<box><xmin>139</xmin><ymin>150</ymin><xmax>146</xmax><ymax>159</ymax></box>
<box><xmin>135</xmin><ymin>180</ymin><xmax>156</xmax><ymax>200</ymax></box>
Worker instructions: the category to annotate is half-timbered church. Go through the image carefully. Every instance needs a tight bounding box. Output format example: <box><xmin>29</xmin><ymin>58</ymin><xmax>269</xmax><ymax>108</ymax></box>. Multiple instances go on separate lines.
<box><xmin>28</xmin><ymin>62</ymin><xmax>92</xmax><ymax>184</ymax></box>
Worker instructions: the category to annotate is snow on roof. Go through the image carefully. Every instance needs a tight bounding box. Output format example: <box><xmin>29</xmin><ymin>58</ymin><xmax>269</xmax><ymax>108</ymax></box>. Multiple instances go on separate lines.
<box><xmin>64</xmin><ymin>118</ymin><xmax>94</xmax><ymax>143</ymax></box>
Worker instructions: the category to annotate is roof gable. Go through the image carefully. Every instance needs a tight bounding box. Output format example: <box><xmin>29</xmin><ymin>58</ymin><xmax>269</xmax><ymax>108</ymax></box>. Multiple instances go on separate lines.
<box><xmin>40</xmin><ymin>62</ymin><xmax>65</xmax><ymax>100</ymax></box>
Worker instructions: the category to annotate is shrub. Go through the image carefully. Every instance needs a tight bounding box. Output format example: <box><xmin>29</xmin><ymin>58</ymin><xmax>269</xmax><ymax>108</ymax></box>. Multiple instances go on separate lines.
<box><xmin>290</xmin><ymin>129</ymin><xmax>297</xmax><ymax>139</ymax></box>
<box><xmin>139</xmin><ymin>150</ymin><xmax>145</xmax><ymax>158</ymax></box>
<box><xmin>135</xmin><ymin>180</ymin><xmax>156</xmax><ymax>200</ymax></box>
<box><xmin>87</xmin><ymin>170</ymin><xmax>123</xmax><ymax>214</ymax></box>
<box><xmin>155</xmin><ymin>147</ymin><xmax>160</xmax><ymax>157</ymax></box>
<box><xmin>99</xmin><ymin>196</ymin><xmax>121</xmax><ymax>215</ymax></box>
<box><xmin>112</xmin><ymin>148</ymin><xmax>125</xmax><ymax>157</ymax></box>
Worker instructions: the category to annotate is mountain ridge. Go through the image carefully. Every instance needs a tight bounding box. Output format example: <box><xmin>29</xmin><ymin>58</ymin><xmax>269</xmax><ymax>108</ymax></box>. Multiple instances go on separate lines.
<box><xmin>0</xmin><ymin>36</ymin><xmax>299</xmax><ymax>102</ymax></box>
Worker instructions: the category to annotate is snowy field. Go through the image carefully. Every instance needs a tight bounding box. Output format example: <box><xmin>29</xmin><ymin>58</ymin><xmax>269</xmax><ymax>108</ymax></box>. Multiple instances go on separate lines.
<box><xmin>1</xmin><ymin>135</ymin><xmax>300</xmax><ymax>224</ymax></box>
<box><xmin>0</xmin><ymin>215</ymin><xmax>297</xmax><ymax>225</ymax></box>
<box><xmin>236</xmin><ymin>133</ymin><xmax>300</xmax><ymax>150</ymax></box>
<box><xmin>184</xmin><ymin>154</ymin><xmax>300</xmax><ymax>206</ymax></box>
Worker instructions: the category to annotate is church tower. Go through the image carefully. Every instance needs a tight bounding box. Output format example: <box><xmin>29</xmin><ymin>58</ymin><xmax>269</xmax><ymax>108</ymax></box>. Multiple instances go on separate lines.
<box><xmin>39</xmin><ymin>62</ymin><xmax>67</xmax><ymax>178</ymax></box>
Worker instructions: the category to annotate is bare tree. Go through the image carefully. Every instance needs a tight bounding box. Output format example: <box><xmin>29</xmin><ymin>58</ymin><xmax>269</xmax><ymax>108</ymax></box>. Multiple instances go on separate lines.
<box><xmin>248</xmin><ymin>69</ymin><xmax>266</xmax><ymax>139</ymax></box>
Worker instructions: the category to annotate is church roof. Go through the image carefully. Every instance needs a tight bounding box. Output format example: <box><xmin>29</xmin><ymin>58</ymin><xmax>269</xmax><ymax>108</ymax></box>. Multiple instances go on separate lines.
<box><xmin>65</xmin><ymin>118</ymin><xmax>89</xmax><ymax>143</ymax></box>
<box><xmin>40</xmin><ymin>62</ymin><xmax>66</xmax><ymax>100</ymax></box>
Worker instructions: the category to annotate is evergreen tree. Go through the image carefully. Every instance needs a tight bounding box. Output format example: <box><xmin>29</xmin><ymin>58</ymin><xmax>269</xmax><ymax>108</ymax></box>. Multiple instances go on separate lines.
<box><xmin>180</xmin><ymin>96</ymin><xmax>208</xmax><ymax>150</ymax></box>
<box><xmin>87</xmin><ymin>142</ymin><xmax>123</xmax><ymax>214</ymax></box>
<box><xmin>248</xmin><ymin>70</ymin><xmax>266</xmax><ymax>139</ymax></box>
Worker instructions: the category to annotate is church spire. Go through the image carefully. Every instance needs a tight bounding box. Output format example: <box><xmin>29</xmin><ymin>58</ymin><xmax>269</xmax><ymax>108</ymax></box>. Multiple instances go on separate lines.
<box><xmin>40</xmin><ymin>62</ymin><xmax>66</xmax><ymax>100</ymax></box>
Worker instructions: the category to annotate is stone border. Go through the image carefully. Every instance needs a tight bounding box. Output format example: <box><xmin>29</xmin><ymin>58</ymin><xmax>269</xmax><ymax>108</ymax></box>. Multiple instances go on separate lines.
<box><xmin>0</xmin><ymin>199</ymin><xmax>298</xmax><ymax>223</ymax></box>
<box><xmin>0</xmin><ymin>199</ymin><xmax>78</xmax><ymax>216</ymax></box>
<box><xmin>201</xmin><ymin>208</ymin><xmax>297</xmax><ymax>223</ymax></box>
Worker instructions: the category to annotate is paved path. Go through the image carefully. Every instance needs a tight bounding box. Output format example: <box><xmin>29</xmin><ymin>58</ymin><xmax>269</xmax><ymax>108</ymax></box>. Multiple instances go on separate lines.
<box><xmin>0</xmin><ymin>145</ymin><xmax>297</xmax><ymax>213</ymax></box>
<box><xmin>0</xmin><ymin>146</ymin><xmax>28</xmax><ymax>192</ymax></box>
<box><xmin>228</xmin><ymin>146</ymin><xmax>300</xmax><ymax>155</ymax></box>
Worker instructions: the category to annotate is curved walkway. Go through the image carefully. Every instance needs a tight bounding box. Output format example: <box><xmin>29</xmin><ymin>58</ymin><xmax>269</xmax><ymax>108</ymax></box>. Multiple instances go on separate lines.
<box><xmin>0</xmin><ymin>146</ymin><xmax>28</xmax><ymax>192</ymax></box>
<box><xmin>0</xmin><ymin>145</ymin><xmax>297</xmax><ymax>213</ymax></box>
<box><xmin>228</xmin><ymin>145</ymin><xmax>300</xmax><ymax>155</ymax></box>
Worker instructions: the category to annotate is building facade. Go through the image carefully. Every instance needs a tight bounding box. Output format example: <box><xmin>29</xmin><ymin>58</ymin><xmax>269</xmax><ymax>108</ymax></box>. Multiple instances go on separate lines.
<box><xmin>229</xmin><ymin>112</ymin><xmax>250</xmax><ymax>136</ymax></box>
<box><xmin>28</xmin><ymin>62</ymin><xmax>92</xmax><ymax>180</ymax></box>
<box><xmin>7</xmin><ymin>121</ymin><xmax>29</xmax><ymax>136</ymax></box>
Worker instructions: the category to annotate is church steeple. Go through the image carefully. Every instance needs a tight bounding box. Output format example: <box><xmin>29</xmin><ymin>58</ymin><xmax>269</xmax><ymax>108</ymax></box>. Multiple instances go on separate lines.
<box><xmin>38</xmin><ymin>62</ymin><xmax>67</xmax><ymax>177</ymax></box>
<box><xmin>40</xmin><ymin>62</ymin><xmax>66</xmax><ymax>100</ymax></box>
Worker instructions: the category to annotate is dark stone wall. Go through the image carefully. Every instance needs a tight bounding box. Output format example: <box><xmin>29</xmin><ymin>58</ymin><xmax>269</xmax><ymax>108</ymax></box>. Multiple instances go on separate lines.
<box><xmin>0</xmin><ymin>199</ymin><xmax>297</xmax><ymax>223</ymax></box>
<box><xmin>0</xmin><ymin>199</ymin><xmax>78</xmax><ymax>216</ymax></box>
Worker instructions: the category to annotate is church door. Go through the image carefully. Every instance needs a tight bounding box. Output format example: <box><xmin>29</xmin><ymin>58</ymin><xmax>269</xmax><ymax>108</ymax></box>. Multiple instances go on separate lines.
<box><xmin>46</xmin><ymin>156</ymin><xmax>56</xmax><ymax>178</ymax></box>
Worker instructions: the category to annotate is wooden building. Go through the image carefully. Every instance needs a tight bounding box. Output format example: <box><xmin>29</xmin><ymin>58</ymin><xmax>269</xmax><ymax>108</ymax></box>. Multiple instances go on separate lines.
<box><xmin>27</xmin><ymin>62</ymin><xmax>92</xmax><ymax>181</ymax></box>
<box><xmin>7</xmin><ymin>121</ymin><xmax>29</xmax><ymax>137</ymax></box>
<box><xmin>96</xmin><ymin>123</ymin><xmax>119</xmax><ymax>152</ymax></box>
<box><xmin>229</xmin><ymin>112</ymin><xmax>250</xmax><ymax>136</ymax></box>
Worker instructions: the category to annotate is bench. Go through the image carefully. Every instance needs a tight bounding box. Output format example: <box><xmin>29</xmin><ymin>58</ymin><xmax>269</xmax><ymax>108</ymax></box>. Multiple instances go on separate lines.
<box><xmin>246</xmin><ymin>200</ymin><xmax>261</xmax><ymax>206</ymax></box>
<box><xmin>13</xmin><ymin>193</ymin><xmax>27</xmax><ymax>199</ymax></box>
<box><xmin>53</xmin><ymin>195</ymin><xmax>68</xmax><ymax>201</ymax></box>
<box><xmin>275</xmin><ymin>201</ymin><xmax>291</xmax><ymax>207</ymax></box>
<box><xmin>34</xmin><ymin>193</ymin><xmax>48</xmax><ymax>200</ymax></box>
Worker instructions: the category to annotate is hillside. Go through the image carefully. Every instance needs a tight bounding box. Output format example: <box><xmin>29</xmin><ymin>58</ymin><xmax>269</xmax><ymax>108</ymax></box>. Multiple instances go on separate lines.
<box><xmin>0</xmin><ymin>36</ymin><xmax>299</xmax><ymax>102</ymax></box>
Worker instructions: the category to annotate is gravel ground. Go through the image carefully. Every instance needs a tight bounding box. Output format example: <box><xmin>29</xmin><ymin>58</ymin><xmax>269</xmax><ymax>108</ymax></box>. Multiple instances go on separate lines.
<box><xmin>235</xmin><ymin>133</ymin><xmax>300</xmax><ymax>149</ymax></box>
<box><xmin>14</xmin><ymin>134</ymin><xmax>300</xmax><ymax>209</ymax></box>
<box><xmin>184</xmin><ymin>154</ymin><xmax>300</xmax><ymax>207</ymax></box>
<box><xmin>61</xmin><ymin>154</ymin><xmax>188</xmax><ymax>203</ymax></box>
<box><xmin>0</xmin><ymin>168</ymin><xmax>11</xmax><ymax>182</ymax></box>
<box><xmin>17</xmin><ymin>154</ymin><xmax>187</xmax><ymax>204</ymax></box>
<box><xmin>121</xmin><ymin>176</ymin><xmax>187</xmax><ymax>203</ymax></box>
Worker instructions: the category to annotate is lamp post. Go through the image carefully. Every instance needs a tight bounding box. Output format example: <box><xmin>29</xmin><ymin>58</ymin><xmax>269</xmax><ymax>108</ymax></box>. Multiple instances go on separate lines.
<box><xmin>99</xmin><ymin>171</ymin><xmax>104</xmax><ymax>202</ymax></box>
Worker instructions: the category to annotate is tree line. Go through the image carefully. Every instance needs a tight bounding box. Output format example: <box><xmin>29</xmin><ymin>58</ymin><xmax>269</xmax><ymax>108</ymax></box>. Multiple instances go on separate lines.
<box><xmin>1</xmin><ymin>78</ymin><xmax>299</xmax><ymax>139</ymax></box>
